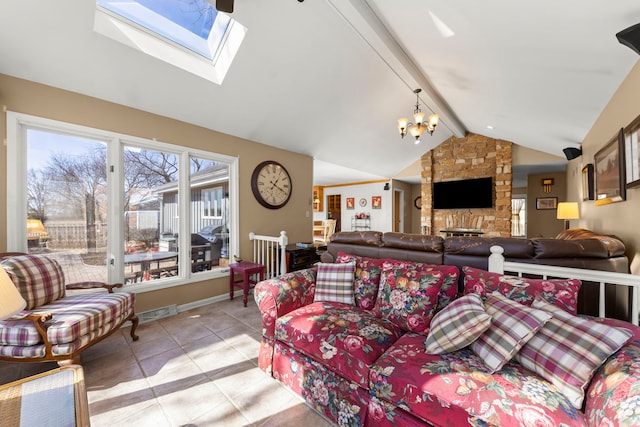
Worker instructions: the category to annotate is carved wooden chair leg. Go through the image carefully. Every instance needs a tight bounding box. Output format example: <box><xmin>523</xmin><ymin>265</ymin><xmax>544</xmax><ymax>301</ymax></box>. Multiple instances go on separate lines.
<box><xmin>58</xmin><ymin>354</ymin><xmax>81</xmax><ymax>367</ymax></box>
<box><xmin>129</xmin><ymin>314</ymin><xmax>140</xmax><ymax>341</ymax></box>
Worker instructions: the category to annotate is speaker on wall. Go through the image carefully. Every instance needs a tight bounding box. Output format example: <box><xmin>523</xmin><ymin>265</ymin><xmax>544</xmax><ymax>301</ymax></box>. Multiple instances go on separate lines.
<box><xmin>563</xmin><ymin>147</ymin><xmax>582</xmax><ymax>160</ymax></box>
<box><xmin>617</xmin><ymin>23</ymin><xmax>640</xmax><ymax>55</ymax></box>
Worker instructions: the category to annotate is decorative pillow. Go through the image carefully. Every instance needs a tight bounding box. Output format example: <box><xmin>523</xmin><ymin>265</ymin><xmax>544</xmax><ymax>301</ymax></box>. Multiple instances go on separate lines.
<box><xmin>313</xmin><ymin>261</ymin><xmax>356</xmax><ymax>305</ymax></box>
<box><xmin>462</xmin><ymin>266</ymin><xmax>581</xmax><ymax>314</ymax></box>
<box><xmin>472</xmin><ymin>292</ymin><xmax>551</xmax><ymax>373</ymax></box>
<box><xmin>516</xmin><ymin>298</ymin><xmax>633</xmax><ymax>409</ymax></box>
<box><xmin>373</xmin><ymin>264</ymin><xmax>444</xmax><ymax>333</ymax></box>
<box><xmin>335</xmin><ymin>252</ymin><xmax>385</xmax><ymax>310</ymax></box>
<box><xmin>381</xmin><ymin>260</ymin><xmax>460</xmax><ymax>313</ymax></box>
<box><xmin>425</xmin><ymin>293</ymin><xmax>491</xmax><ymax>354</ymax></box>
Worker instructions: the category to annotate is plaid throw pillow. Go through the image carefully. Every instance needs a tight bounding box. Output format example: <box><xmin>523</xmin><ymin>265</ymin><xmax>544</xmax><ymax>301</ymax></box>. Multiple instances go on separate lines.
<box><xmin>516</xmin><ymin>298</ymin><xmax>632</xmax><ymax>409</ymax></box>
<box><xmin>472</xmin><ymin>292</ymin><xmax>551</xmax><ymax>373</ymax></box>
<box><xmin>313</xmin><ymin>262</ymin><xmax>356</xmax><ymax>305</ymax></box>
<box><xmin>425</xmin><ymin>293</ymin><xmax>491</xmax><ymax>354</ymax></box>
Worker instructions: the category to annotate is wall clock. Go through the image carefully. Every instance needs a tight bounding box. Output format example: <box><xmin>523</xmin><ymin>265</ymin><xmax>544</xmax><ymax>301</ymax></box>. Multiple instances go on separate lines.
<box><xmin>251</xmin><ymin>160</ymin><xmax>292</xmax><ymax>209</ymax></box>
<box><xmin>414</xmin><ymin>196</ymin><xmax>422</xmax><ymax>209</ymax></box>
<box><xmin>359</xmin><ymin>198</ymin><xmax>367</xmax><ymax>207</ymax></box>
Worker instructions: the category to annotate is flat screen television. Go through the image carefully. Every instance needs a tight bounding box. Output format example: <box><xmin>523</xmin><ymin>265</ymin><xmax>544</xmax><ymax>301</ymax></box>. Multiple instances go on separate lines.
<box><xmin>432</xmin><ymin>177</ymin><xmax>493</xmax><ymax>209</ymax></box>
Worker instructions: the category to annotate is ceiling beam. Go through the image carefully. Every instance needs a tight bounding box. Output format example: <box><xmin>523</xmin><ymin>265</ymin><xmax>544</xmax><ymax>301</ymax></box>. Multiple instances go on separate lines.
<box><xmin>327</xmin><ymin>0</ymin><xmax>466</xmax><ymax>138</ymax></box>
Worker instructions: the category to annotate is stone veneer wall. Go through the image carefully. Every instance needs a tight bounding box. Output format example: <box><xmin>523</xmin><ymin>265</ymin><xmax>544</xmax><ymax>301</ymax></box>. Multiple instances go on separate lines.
<box><xmin>421</xmin><ymin>133</ymin><xmax>513</xmax><ymax>237</ymax></box>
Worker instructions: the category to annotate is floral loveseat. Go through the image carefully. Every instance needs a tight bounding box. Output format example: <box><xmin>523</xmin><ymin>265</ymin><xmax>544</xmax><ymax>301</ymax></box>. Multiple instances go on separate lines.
<box><xmin>254</xmin><ymin>253</ymin><xmax>640</xmax><ymax>427</ymax></box>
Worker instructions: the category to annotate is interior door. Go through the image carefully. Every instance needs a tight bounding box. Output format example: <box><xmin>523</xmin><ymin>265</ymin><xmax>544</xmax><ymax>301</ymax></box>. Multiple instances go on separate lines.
<box><xmin>327</xmin><ymin>194</ymin><xmax>341</xmax><ymax>232</ymax></box>
<box><xmin>394</xmin><ymin>190</ymin><xmax>402</xmax><ymax>232</ymax></box>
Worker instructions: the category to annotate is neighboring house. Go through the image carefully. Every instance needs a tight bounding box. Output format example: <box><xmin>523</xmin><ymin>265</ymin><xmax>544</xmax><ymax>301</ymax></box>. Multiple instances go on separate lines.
<box><xmin>153</xmin><ymin>164</ymin><xmax>230</xmax><ymax>257</ymax></box>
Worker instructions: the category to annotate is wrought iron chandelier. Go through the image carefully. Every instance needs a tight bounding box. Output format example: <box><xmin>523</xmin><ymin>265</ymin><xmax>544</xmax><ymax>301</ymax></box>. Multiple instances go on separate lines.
<box><xmin>397</xmin><ymin>88</ymin><xmax>439</xmax><ymax>144</ymax></box>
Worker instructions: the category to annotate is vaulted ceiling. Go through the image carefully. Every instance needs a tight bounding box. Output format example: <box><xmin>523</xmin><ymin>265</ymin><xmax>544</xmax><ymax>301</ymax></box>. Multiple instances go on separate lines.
<box><xmin>0</xmin><ymin>1</ymin><xmax>638</xmax><ymax>186</ymax></box>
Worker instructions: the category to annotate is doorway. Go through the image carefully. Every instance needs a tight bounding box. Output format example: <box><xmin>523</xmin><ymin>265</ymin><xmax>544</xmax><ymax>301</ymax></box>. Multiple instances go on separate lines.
<box><xmin>394</xmin><ymin>190</ymin><xmax>404</xmax><ymax>232</ymax></box>
<box><xmin>327</xmin><ymin>194</ymin><xmax>342</xmax><ymax>232</ymax></box>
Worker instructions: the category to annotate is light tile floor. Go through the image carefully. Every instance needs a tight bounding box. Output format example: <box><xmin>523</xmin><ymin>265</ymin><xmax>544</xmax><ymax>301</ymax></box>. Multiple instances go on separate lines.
<box><xmin>0</xmin><ymin>298</ymin><xmax>334</xmax><ymax>427</ymax></box>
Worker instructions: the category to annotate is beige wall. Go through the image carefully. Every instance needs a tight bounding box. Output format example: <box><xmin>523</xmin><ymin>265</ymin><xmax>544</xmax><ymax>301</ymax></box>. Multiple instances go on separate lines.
<box><xmin>567</xmin><ymin>61</ymin><xmax>640</xmax><ymax>273</ymax></box>
<box><xmin>0</xmin><ymin>74</ymin><xmax>314</xmax><ymax>312</ymax></box>
<box><xmin>526</xmin><ymin>172</ymin><xmax>567</xmax><ymax>238</ymax></box>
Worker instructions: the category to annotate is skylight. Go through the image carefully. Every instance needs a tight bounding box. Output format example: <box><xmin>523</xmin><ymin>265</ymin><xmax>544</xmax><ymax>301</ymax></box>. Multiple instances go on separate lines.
<box><xmin>94</xmin><ymin>0</ymin><xmax>246</xmax><ymax>84</ymax></box>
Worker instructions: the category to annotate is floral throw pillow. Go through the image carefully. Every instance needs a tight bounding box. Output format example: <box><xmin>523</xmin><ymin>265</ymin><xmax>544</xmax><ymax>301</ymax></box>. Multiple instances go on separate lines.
<box><xmin>373</xmin><ymin>264</ymin><xmax>444</xmax><ymax>334</ymax></box>
<box><xmin>313</xmin><ymin>261</ymin><xmax>356</xmax><ymax>305</ymax></box>
<box><xmin>336</xmin><ymin>252</ymin><xmax>385</xmax><ymax>310</ymax></box>
<box><xmin>425</xmin><ymin>293</ymin><xmax>492</xmax><ymax>354</ymax></box>
<box><xmin>516</xmin><ymin>298</ymin><xmax>632</xmax><ymax>409</ymax></box>
<box><xmin>462</xmin><ymin>266</ymin><xmax>581</xmax><ymax>314</ymax></box>
<box><xmin>381</xmin><ymin>260</ymin><xmax>459</xmax><ymax>313</ymax></box>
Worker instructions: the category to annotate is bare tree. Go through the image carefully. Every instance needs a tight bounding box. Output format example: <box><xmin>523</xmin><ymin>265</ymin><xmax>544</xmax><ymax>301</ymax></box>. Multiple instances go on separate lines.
<box><xmin>46</xmin><ymin>148</ymin><xmax>107</xmax><ymax>252</ymax></box>
<box><xmin>27</xmin><ymin>169</ymin><xmax>48</xmax><ymax>220</ymax></box>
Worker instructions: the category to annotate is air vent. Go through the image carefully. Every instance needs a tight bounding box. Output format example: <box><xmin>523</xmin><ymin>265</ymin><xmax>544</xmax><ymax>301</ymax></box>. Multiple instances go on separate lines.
<box><xmin>138</xmin><ymin>304</ymin><xmax>178</xmax><ymax>324</ymax></box>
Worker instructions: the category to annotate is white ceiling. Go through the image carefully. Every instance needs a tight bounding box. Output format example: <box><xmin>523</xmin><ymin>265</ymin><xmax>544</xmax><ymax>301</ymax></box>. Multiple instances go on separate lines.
<box><xmin>0</xmin><ymin>1</ymin><xmax>638</xmax><ymax>186</ymax></box>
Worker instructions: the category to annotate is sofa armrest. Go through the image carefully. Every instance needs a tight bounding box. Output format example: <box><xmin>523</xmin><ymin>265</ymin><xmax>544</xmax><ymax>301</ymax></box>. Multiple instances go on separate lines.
<box><xmin>66</xmin><ymin>282</ymin><xmax>123</xmax><ymax>293</ymax></box>
<box><xmin>585</xmin><ymin>340</ymin><xmax>640</xmax><ymax>426</ymax></box>
<box><xmin>254</xmin><ymin>268</ymin><xmax>317</xmax><ymax>341</ymax></box>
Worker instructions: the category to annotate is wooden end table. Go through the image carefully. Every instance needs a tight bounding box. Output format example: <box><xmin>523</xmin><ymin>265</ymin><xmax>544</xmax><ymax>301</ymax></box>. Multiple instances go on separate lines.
<box><xmin>229</xmin><ymin>261</ymin><xmax>265</xmax><ymax>307</ymax></box>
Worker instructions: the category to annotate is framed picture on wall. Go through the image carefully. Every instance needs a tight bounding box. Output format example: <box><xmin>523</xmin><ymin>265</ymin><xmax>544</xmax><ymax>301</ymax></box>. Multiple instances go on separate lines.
<box><xmin>595</xmin><ymin>128</ymin><xmax>626</xmax><ymax>205</ymax></box>
<box><xmin>582</xmin><ymin>163</ymin><xmax>594</xmax><ymax>201</ymax></box>
<box><xmin>346</xmin><ymin>197</ymin><xmax>354</xmax><ymax>209</ymax></box>
<box><xmin>536</xmin><ymin>197</ymin><xmax>557</xmax><ymax>210</ymax></box>
<box><xmin>372</xmin><ymin>196</ymin><xmax>382</xmax><ymax>209</ymax></box>
<box><xmin>624</xmin><ymin>113</ymin><xmax>640</xmax><ymax>188</ymax></box>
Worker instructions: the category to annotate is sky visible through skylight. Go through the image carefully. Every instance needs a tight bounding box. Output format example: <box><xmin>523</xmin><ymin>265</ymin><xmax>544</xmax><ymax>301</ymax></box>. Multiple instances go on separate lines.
<box><xmin>97</xmin><ymin>0</ymin><xmax>227</xmax><ymax>60</ymax></box>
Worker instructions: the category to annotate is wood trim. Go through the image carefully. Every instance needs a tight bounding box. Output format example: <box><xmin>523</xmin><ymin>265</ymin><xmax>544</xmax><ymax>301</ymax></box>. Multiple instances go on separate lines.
<box><xmin>321</xmin><ymin>179</ymin><xmax>389</xmax><ymax>189</ymax></box>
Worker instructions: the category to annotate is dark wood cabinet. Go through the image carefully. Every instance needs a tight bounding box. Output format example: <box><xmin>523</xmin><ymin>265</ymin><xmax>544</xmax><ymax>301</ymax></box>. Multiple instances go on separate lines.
<box><xmin>285</xmin><ymin>244</ymin><xmax>319</xmax><ymax>272</ymax></box>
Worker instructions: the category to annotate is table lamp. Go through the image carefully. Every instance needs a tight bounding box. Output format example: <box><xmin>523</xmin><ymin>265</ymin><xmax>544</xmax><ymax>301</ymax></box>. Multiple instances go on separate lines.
<box><xmin>556</xmin><ymin>202</ymin><xmax>580</xmax><ymax>230</ymax></box>
<box><xmin>0</xmin><ymin>267</ymin><xmax>26</xmax><ymax>320</ymax></box>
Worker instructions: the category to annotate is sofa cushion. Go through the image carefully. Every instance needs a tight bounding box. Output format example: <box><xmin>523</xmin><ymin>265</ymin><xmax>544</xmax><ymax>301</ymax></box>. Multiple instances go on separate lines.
<box><xmin>2</xmin><ymin>254</ymin><xmax>66</xmax><ymax>310</ymax></box>
<box><xmin>515</xmin><ymin>298</ymin><xmax>632</xmax><ymax>409</ymax></box>
<box><xmin>462</xmin><ymin>266</ymin><xmax>581</xmax><ymax>314</ymax></box>
<box><xmin>425</xmin><ymin>293</ymin><xmax>491</xmax><ymax>354</ymax></box>
<box><xmin>313</xmin><ymin>261</ymin><xmax>356</xmax><ymax>305</ymax></box>
<box><xmin>0</xmin><ymin>292</ymin><xmax>135</xmax><ymax>346</ymax></box>
<box><xmin>275</xmin><ymin>301</ymin><xmax>404</xmax><ymax>387</ymax></box>
<box><xmin>472</xmin><ymin>293</ymin><xmax>551</xmax><ymax>373</ymax></box>
<box><xmin>373</xmin><ymin>264</ymin><xmax>443</xmax><ymax>334</ymax></box>
<box><xmin>370</xmin><ymin>333</ymin><xmax>588</xmax><ymax>427</ymax></box>
<box><xmin>335</xmin><ymin>253</ymin><xmax>385</xmax><ymax>310</ymax></box>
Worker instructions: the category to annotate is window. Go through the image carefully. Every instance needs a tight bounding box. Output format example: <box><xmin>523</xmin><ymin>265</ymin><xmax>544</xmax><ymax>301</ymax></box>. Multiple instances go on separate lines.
<box><xmin>94</xmin><ymin>0</ymin><xmax>246</xmax><ymax>84</ymax></box>
<box><xmin>7</xmin><ymin>112</ymin><xmax>238</xmax><ymax>292</ymax></box>
<box><xmin>202</xmin><ymin>187</ymin><xmax>224</xmax><ymax>219</ymax></box>
<box><xmin>511</xmin><ymin>197</ymin><xmax>526</xmax><ymax>237</ymax></box>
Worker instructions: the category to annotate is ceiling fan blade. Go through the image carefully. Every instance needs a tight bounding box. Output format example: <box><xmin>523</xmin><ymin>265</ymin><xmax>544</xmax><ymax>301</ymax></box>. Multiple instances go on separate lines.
<box><xmin>216</xmin><ymin>0</ymin><xmax>234</xmax><ymax>13</ymax></box>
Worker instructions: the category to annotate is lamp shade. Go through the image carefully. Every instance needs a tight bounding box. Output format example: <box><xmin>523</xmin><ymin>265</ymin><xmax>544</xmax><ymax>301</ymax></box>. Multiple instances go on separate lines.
<box><xmin>556</xmin><ymin>202</ymin><xmax>580</xmax><ymax>220</ymax></box>
<box><xmin>0</xmin><ymin>267</ymin><xmax>25</xmax><ymax>320</ymax></box>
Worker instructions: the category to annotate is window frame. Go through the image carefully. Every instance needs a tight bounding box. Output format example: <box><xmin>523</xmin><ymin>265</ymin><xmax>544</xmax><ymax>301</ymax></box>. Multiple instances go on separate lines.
<box><xmin>7</xmin><ymin>111</ymin><xmax>239</xmax><ymax>293</ymax></box>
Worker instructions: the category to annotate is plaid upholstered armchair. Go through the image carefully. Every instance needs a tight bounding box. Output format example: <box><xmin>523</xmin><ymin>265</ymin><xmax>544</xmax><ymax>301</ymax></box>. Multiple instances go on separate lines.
<box><xmin>0</xmin><ymin>253</ymin><xmax>138</xmax><ymax>365</ymax></box>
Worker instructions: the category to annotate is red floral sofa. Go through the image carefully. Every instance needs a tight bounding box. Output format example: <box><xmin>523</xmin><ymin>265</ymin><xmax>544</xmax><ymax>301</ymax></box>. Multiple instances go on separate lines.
<box><xmin>254</xmin><ymin>246</ymin><xmax>640</xmax><ymax>426</ymax></box>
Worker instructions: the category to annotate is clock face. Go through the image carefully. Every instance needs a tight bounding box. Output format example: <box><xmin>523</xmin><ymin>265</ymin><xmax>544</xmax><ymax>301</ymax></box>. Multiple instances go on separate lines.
<box><xmin>251</xmin><ymin>161</ymin><xmax>292</xmax><ymax>209</ymax></box>
<box><xmin>359</xmin><ymin>198</ymin><xmax>367</xmax><ymax>207</ymax></box>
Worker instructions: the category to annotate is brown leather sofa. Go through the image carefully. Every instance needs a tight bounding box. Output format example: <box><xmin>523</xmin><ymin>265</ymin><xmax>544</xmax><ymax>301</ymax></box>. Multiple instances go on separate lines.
<box><xmin>321</xmin><ymin>228</ymin><xmax>628</xmax><ymax>274</ymax></box>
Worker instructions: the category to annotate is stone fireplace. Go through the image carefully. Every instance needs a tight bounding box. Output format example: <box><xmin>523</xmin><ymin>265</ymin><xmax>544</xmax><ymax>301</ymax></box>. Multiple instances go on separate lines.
<box><xmin>421</xmin><ymin>133</ymin><xmax>512</xmax><ymax>237</ymax></box>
